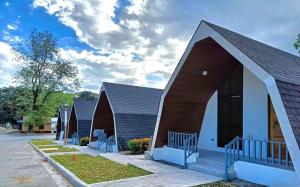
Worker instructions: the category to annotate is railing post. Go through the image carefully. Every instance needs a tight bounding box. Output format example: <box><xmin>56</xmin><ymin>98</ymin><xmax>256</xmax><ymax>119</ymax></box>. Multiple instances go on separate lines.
<box><xmin>224</xmin><ymin>144</ymin><xmax>228</xmax><ymax>181</ymax></box>
<box><xmin>279</xmin><ymin>143</ymin><xmax>282</xmax><ymax>165</ymax></box>
<box><xmin>272</xmin><ymin>142</ymin><xmax>275</xmax><ymax>164</ymax></box>
<box><xmin>254</xmin><ymin>140</ymin><xmax>256</xmax><ymax>161</ymax></box>
<box><xmin>286</xmin><ymin>147</ymin><xmax>289</xmax><ymax>167</ymax></box>
<box><xmin>168</xmin><ymin>131</ymin><xmax>170</xmax><ymax>147</ymax></box>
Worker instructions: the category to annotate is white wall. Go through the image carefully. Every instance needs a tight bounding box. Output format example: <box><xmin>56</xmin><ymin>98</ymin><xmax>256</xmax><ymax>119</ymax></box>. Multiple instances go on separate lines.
<box><xmin>198</xmin><ymin>91</ymin><xmax>221</xmax><ymax>151</ymax></box>
<box><xmin>198</xmin><ymin>67</ymin><xmax>269</xmax><ymax>152</ymax></box>
<box><xmin>152</xmin><ymin>146</ymin><xmax>199</xmax><ymax>166</ymax></box>
<box><xmin>234</xmin><ymin>161</ymin><xmax>299</xmax><ymax>187</ymax></box>
<box><xmin>243</xmin><ymin>68</ymin><xmax>269</xmax><ymax>158</ymax></box>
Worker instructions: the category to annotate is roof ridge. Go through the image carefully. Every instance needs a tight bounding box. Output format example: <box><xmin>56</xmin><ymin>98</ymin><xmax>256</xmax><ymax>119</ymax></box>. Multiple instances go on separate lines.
<box><xmin>203</xmin><ymin>20</ymin><xmax>300</xmax><ymax>60</ymax></box>
<box><xmin>103</xmin><ymin>81</ymin><xmax>163</xmax><ymax>91</ymax></box>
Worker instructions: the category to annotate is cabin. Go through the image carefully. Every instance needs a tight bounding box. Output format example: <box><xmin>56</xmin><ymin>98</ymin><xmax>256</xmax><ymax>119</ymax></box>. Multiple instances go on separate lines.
<box><xmin>149</xmin><ymin>20</ymin><xmax>300</xmax><ymax>186</ymax></box>
<box><xmin>20</xmin><ymin>116</ymin><xmax>51</xmax><ymax>133</ymax></box>
<box><xmin>68</xmin><ymin>99</ymin><xmax>97</xmax><ymax>144</ymax></box>
<box><xmin>89</xmin><ymin>82</ymin><xmax>163</xmax><ymax>152</ymax></box>
<box><xmin>56</xmin><ymin>106</ymin><xmax>71</xmax><ymax>140</ymax></box>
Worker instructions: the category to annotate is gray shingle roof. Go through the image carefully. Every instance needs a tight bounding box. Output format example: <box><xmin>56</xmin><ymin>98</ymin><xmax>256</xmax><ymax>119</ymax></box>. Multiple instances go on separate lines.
<box><xmin>73</xmin><ymin>100</ymin><xmax>97</xmax><ymax>120</ymax></box>
<box><xmin>205</xmin><ymin>21</ymin><xmax>300</xmax><ymax>86</ymax></box>
<box><xmin>59</xmin><ymin>106</ymin><xmax>71</xmax><ymax>123</ymax></box>
<box><xmin>102</xmin><ymin>82</ymin><xmax>163</xmax><ymax>115</ymax></box>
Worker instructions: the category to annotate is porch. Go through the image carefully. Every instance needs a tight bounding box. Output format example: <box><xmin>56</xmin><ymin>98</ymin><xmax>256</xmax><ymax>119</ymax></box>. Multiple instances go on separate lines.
<box><xmin>152</xmin><ymin>131</ymin><xmax>296</xmax><ymax>186</ymax></box>
<box><xmin>89</xmin><ymin>129</ymin><xmax>118</xmax><ymax>153</ymax></box>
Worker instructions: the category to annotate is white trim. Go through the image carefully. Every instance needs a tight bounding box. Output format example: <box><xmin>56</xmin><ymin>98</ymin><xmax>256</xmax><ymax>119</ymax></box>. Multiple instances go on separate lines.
<box><xmin>150</xmin><ymin>21</ymin><xmax>300</xmax><ymax>182</ymax></box>
<box><xmin>89</xmin><ymin>83</ymin><xmax>119</xmax><ymax>152</ymax></box>
<box><xmin>89</xmin><ymin>85</ymin><xmax>103</xmax><ymax>142</ymax></box>
<box><xmin>74</xmin><ymin>103</ymin><xmax>79</xmax><ymax>142</ymax></box>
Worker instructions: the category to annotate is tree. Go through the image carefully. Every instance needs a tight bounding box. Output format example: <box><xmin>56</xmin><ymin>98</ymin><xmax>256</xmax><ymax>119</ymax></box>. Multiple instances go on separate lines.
<box><xmin>13</xmin><ymin>29</ymin><xmax>80</xmax><ymax>126</ymax></box>
<box><xmin>294</xmin><ymin>34</ymin><xmax>300</xmax><ymax>53</ymax></box>
<box><xmin>76</xmin><ymin>91</ymin><xmax>98</xmax><ymax>100</ymax></box>
<box><xmin>0</xmin><ymin>87</ymin><xmax>31</xmax><ymax>124</ymax></box>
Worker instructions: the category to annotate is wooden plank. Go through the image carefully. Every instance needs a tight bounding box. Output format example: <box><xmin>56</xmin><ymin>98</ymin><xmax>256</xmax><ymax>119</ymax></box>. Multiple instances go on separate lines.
<box><xmin>155</xmin><ymin>37</ymin><xmax>239</xmax><ymax>147</ymax></box>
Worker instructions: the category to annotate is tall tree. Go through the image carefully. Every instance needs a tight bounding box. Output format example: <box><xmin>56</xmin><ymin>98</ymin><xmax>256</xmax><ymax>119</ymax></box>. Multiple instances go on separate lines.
<box><xmin>0</xmin><ymin>87</ymin><xmax>31</xmax><ymax>124</ymax></box>
<box><xmin>13</xmin><ymin>29</ymin><xmax>80</xmax><ymax>126</ymax></box>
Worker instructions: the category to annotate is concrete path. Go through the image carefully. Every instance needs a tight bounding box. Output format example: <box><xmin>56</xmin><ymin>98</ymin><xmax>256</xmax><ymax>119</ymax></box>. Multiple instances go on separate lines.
<box><xmin>0</xmin><ymin>132</ymin><xmax>72</xmax><ymax>187</ymax></box>
<box><xmin>54</xmin><ymin>142</ymin><xmax>222</xmax><ymax>186</ymax></box>
<box><xmin>90</xmin><ymin>153</ymin><xmax>221</xmax><ymax>187</ymax></box>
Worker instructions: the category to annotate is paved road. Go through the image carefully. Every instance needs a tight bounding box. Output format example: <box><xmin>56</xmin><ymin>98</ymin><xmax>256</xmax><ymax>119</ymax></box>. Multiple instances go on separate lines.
<box><xmin>0</xmin><ymin>131</ymin><xmax>72</xmax><ymax>187</ymax></box>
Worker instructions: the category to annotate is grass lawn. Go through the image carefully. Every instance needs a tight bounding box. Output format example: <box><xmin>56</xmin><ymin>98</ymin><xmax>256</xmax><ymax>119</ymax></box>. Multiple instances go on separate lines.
<box><xmin>196</xmin><ymin>181</ymin><xmax>236</xmax><ymax>187</ymax></box>
<box><xmin>51</xmin><ymin>154</ymin><xmax>152</xmax><ymax>184</ymax></box>
<box><xmin>43</xmin><ymin>147</ymin><xmax>78</xmax><ymax>153</ymax></box>
<box><xmin>31</xmin><ymin>140</ymin><xmax>56</xmax><ymax>146</ymax></box>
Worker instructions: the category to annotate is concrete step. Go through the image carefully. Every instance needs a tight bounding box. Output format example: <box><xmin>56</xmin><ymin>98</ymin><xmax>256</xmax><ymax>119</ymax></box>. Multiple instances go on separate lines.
<box><xmin>188</xmin><ymin>156</ymin><xmax>235</xmax><ymax>179</ymax></box>
<box><xmin>188</xmin><ymin>162</ymin><xmax>224</xmax><ymax>177</ymax></box>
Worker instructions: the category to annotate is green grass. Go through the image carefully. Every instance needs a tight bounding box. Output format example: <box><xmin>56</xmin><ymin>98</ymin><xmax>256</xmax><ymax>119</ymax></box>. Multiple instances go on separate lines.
<box><xmin>37</xmin><ymin>145</ymin><xmax>63</xmax><ymax>149</ymax></box>
<box><xmin>195</xmin><ymin>181</ymin><xmax>236</xmax><ymax>187</ymax></box>
<box><xmin>43</xmin><ymin>147</ymin><xmax>78</xmax><ymax>153</ymax></box>
<box><xmin>51</xmin><ymin>154</ymin><xmax>152</xmax><ymax>184</ymax></box>
<box><xmin>31</xmin><ymin>140</ymin><xmax>56</xmax><ymax>146</ymax></box>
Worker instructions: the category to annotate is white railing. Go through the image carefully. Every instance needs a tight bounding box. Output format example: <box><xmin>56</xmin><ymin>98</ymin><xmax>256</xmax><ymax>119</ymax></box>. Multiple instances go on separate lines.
<box><xmin>167</xmin><ymin>131</ymin><xmax>198</xmax><ymax>168</ymax></box>
<box><xmin>224</xmin><ymin>136</ymin><xmax>293</xmax><ymax>181</ymax></box>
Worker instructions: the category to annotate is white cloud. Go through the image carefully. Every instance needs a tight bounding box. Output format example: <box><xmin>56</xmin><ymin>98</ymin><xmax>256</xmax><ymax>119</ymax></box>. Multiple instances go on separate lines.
<box><xmin>30</xmin><ymin>0</ymin><xmax>300</xmax><ymax>92</ymax></box>
<box><xmin>5</xmin><ymin>2</ymin><xmax>9</xmax><ymax>7</ymax></box>
<box><xmin>6</xmin><ymin>24</ymin><xmax>18</xmax><ymax>30</ymax></box>
<box><xmin>0</xmin><ymin>42</ymin><xmax>18</xmax><ymax>87</ymax></box>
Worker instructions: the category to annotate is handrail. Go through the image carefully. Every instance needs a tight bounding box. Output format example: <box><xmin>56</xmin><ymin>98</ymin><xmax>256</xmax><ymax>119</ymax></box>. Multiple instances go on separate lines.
<box><xmin>183</xmin><ymin>133</ymin><xmax>198</xmax><ymax>168</ymax></box>
<box><xmin>167</xmin><ymin>131</ymin><xmax>197</xmax><ymax>168</ymax></box>
<box><xmin>106</xmin><ymin>135</ymin><xmax>116</xmax><ymax>152</ymax></box>
<box><xmin>224</xmin><ymin>136</ymin><xmax>293</xmax><ymax>181</ymax></box>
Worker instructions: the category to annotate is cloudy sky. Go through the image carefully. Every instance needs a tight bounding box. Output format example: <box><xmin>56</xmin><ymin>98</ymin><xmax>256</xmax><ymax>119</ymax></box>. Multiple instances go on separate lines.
<box><xmin>0</xmin><ymin>0</ymin><xmax>300</xmax><ymax>92</ymax></box>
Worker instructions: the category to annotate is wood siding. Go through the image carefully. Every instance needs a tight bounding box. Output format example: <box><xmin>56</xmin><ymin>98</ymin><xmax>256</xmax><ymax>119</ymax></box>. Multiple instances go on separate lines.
<box><xmin>56</xmin><ymin>113</ymin><xmax>62</xmax><ymax>140</ymax></box>
<box><xmin>155</xmin><ymin>37</ymin><xmax>240</xmax><ymax>147</ymax></box>
<box><xmin>91</xmin><ymin>92</ymin><xmax>114</xmax><ymax>141</ymax></box>
<box><xmin>68</xmin><ymin>107</ymin><xmax>77</xmax><ymax>138</ymax></box>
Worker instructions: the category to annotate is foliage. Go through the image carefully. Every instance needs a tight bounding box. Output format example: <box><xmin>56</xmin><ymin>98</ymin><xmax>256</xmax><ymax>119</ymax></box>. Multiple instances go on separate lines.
<box><xmin>294</xmin><ymin>34</ymin><xmax>300</xmax><ymax>53</ymax></box>
<box><xmin>13</xmin><ymin>28</ymin><xmax>80</xmax><ymax>126</ymax></box>
<box><xmin>127</xmin><ymin>137</ymin><xmax>151</xmax><ymax>153</ymax></box>
<box><xmin>51</xmin><ymin>154</ymin><xmax>152</xmax><ymax>184</ymax></box>
<box><xmin>76</xmin><ymin>91</ymin><xmax>98</xmax><ymax>100</ymax></box>
<box><xmin>0</xmin><ymin>87</ymin><xmax>31</xmax><ymax>124</ymax></box>
<box><xmin>79</xmin><ymin>136</ymin><xmax>89</xmax><ymax>146</ymax></box>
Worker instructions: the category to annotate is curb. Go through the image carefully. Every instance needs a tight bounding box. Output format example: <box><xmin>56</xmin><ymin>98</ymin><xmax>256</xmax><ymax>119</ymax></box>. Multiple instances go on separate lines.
<box><xmin>29</xmin><ymin>141</ymin><xmax>89</xmax><ymax>187</ymax></box>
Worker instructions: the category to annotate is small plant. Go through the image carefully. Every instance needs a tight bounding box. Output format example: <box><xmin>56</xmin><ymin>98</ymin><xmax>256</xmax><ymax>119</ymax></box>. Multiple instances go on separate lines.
<box><xmin>127</xmin><ymin>137</ymin><xmax>151</xmax><ymax>153</ymax></box>
<box><xmin>80</xmin><ymin>136</ymin><xmax>89</xmax><ymax>146</ymax></box>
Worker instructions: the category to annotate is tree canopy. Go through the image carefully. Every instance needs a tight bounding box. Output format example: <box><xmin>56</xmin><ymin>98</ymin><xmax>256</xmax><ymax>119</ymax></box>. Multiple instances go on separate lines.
<box><xmin>13</xmin><ymin>29</ymin><xmax>80</xmax><ymax>126</ymax></box>
<box><xmin>294</xmin><ymin>34</ymin><xmax>300</xmax><ymax>53</ymax></box>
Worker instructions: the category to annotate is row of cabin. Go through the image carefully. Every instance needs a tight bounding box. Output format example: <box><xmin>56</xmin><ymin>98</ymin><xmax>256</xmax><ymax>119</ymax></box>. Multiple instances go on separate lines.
<box><xmin>56</xmin><ymin>82</ymin><xmax>162</xmax><ymax>151</ymax></box>
<box><xmin>55</xmin><ymin>20</ymin><xmax>300</xmax><ymax>186</ymax></box>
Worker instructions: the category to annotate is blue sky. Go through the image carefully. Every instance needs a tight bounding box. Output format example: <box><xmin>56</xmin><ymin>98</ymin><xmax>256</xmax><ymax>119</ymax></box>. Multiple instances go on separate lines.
<box><xmin>0</xmin><ymin>0</ymin><xmax>300</xmax><ymax>92</ymax></box>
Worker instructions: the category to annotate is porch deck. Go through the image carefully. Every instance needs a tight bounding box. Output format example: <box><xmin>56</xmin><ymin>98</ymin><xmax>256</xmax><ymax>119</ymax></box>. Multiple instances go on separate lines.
<box><xmin>188</xmin><ymin>149</ymin><xmax>226</xmax><ymax>177</ymax></box>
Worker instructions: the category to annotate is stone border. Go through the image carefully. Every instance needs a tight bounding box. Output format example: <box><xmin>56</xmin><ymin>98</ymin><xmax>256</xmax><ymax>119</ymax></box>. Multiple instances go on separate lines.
<box><xmin>29</xmin><ymin>141</ymin><xmax>88</xmax><ymax>187</ymax></box>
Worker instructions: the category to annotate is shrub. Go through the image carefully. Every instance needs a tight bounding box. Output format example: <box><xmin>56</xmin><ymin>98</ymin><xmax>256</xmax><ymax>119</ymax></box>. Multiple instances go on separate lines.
<box><xmin>80</xmin><ymin>136</ymin><xmax>89</xmax><ymax>146</ymax></box>
<box><xmin>127</xmin><ymin>137</ymin><xmax>151</xmax><ymax>153</ymax></box>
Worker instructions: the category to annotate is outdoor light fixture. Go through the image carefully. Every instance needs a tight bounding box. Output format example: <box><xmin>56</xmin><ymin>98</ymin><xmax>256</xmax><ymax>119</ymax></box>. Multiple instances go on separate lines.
<box><xmin>202</xmin><ymin>70</ymin><xmax>208</xmax><ymax>76</ymax></box>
